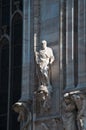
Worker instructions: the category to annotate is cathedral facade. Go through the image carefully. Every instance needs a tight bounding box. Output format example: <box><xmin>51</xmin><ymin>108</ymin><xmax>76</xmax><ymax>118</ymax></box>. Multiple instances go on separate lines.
<box><xmin>0</xmin><ymin>0</ymin><xmax>86</xmax><ymax>130</ymax></box>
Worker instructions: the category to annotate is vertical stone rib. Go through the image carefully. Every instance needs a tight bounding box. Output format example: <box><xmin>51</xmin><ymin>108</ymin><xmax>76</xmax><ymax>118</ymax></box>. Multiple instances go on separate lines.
<box><xmin>59</xmin><ymin>0</ymin><xmax>66</xmax><ymax>117</ymax></box>
<box><xmin>32</xmin><ymin>0</ymin><xmax>40</xmax><ymax>119</ymax></box>
<box><xmin>21</xmin><ymin>0</ymin><xmax>31</xmax><ymax>101</ymax></box>
<box><xmin>74</xmin><ymin>0</ymin><xmax>78</xmax><ymax>87</ymax></box>
<box><xmin>60</xmin><ymin>0</ymin><xmax>66</xmax><ymax>90</ymax></box>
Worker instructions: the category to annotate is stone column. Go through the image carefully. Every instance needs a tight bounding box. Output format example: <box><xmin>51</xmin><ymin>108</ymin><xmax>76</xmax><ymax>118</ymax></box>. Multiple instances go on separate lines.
<box><xmin>20</xmin><ymin>0</ymin><xmax>31</xmax><ymax>101</ymax></box>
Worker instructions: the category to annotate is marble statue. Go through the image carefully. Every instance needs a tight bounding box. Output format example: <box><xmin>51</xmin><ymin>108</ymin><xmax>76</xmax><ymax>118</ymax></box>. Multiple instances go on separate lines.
<box><xmin>62</xmin><ymin>93</ymin><xmax>77</xmax><ymax>130</ymax></box>
<box><xmin>12</xmin><ymin>102</ymin><xmax>31</xmax><ymax>130</ymax></box>
<box><xmin>35</xmin><ymin>40</ymin><xmax>55</xmax><ymax>113</ymax></box>
<box><xmin>35</xmin><ymin>40</ymin><xmax>55</xmax><ymax>91</ymax></box>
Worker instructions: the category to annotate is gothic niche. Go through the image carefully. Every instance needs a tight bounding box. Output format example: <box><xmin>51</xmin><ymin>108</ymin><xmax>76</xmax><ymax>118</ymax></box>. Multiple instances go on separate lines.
<box><xmin>34</xmin><ymin>40</ymin><xmax>55</xmax><ymax>114</ymax></box>
<box><xmin>12</xmin><ymin>100</ymin><xmax>32</xmax><ymax>130</ymax></box>
<box><xmin>62</xmin><ymin>90</ymin><xmax>86</xmax><ymax>130</ymax></box>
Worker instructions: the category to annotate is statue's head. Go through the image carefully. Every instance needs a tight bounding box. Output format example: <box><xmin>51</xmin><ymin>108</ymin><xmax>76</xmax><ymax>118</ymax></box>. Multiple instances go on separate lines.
<box><xmin>71</xmin><ymin>90</ymin><xmax>82</xmax><ymax>102</ymax></box>
<box><xmin>41</xmin><ymin>40</ymin><xmax>47</xmax><ymax>49</ymax></box>
<box><xmin>37</xmin><ymin>85</ymin><xmax>49</xmax><ymax>101</ymax></box>
<box><xmin>63</xmin><ymin>93</ymin><xmax>71</xmax><ymax>104</ymax></box>
<box><xmin>12</xmin><ymin>102</ymin><xmax>23</xmax><ymax>113</ymax></box>
<box><xmin>12</xmin><ymin>102</ymin><xmax>30</xmax><ymax>114</ymax></box>
<box><xmin>12</xmin><ymin>102</ymin><xmax>27</xmax><ymax>122</ymax></box>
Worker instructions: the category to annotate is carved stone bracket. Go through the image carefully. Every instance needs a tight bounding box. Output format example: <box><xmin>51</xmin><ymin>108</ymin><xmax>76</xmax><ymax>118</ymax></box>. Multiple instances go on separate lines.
<box><xmin>35</xmin><ymin>85</ymin><xmax>52</xmax><ymax>114</ymax></box>
<box><xmin>12</xmin><ymin>100</ymin><xmax>32</xmax><ymax>130</ymax></box>
<box><xmin>62</xmin><ymin>90</ymin><xmax>86</xmax><ymax>130</ymax></box>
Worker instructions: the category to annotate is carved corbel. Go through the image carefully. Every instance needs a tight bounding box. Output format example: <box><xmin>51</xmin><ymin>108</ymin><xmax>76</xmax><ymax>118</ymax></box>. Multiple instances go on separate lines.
<box><xmin>35</xmin><ymin>85</ymin><xmax>51</xmax><ymax>114</ymax></box>
<box><xmin>12</xmin><ymin>100</ymin><xmax>32</xmax><ymax>130</ymax></box>
<box><xmin>71</xmin><ymin>91</ymin><xmax>86</xmax><ymax>130</ymax></box>
<box><xmin>62</xmin><ymin>93</ymin><xmax>77</xmax><ymax>130</ymax></box>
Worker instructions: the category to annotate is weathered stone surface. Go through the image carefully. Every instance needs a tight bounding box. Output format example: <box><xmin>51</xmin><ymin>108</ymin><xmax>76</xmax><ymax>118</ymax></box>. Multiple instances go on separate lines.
<box><xmin>12</xmin><ymin>1</ymin><xmax>86</xmax><ymax>130</ymax></box>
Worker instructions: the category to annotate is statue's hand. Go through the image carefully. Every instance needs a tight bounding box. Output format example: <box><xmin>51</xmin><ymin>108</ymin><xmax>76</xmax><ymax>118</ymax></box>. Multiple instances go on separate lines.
<box><xmin>49</xmin><ymin>61</ymin><xmax>53</xmax><ymax>65</ymax></box>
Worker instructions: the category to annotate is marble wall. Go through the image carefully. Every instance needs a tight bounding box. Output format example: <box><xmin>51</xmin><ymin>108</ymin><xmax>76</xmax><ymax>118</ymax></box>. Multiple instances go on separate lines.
<box><xmin>20</xmin><ymin>0</ymin><xmax>86</xmax><ymax>130</ymax></box>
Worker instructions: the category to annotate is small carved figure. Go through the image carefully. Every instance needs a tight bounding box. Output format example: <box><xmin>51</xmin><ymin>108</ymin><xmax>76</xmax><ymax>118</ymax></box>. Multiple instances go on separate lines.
<box><xmin>72</xmin><ymin>92</ymin><xmax>86</xmax><ymax>130</ymax></box>
<box><xmin>62</xmin><ymin>93</ymin><xmax>77</xmax><ymax>130</ymax></box>
<box><xmin>36</xmin><ymin>85</ymin><xmax>51</xmax><ymax>114</ymax></box>
<box><xmin>12</xmin><ymin>102</ymin><xmax>31</xmax><ymax>130</ymax></box>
